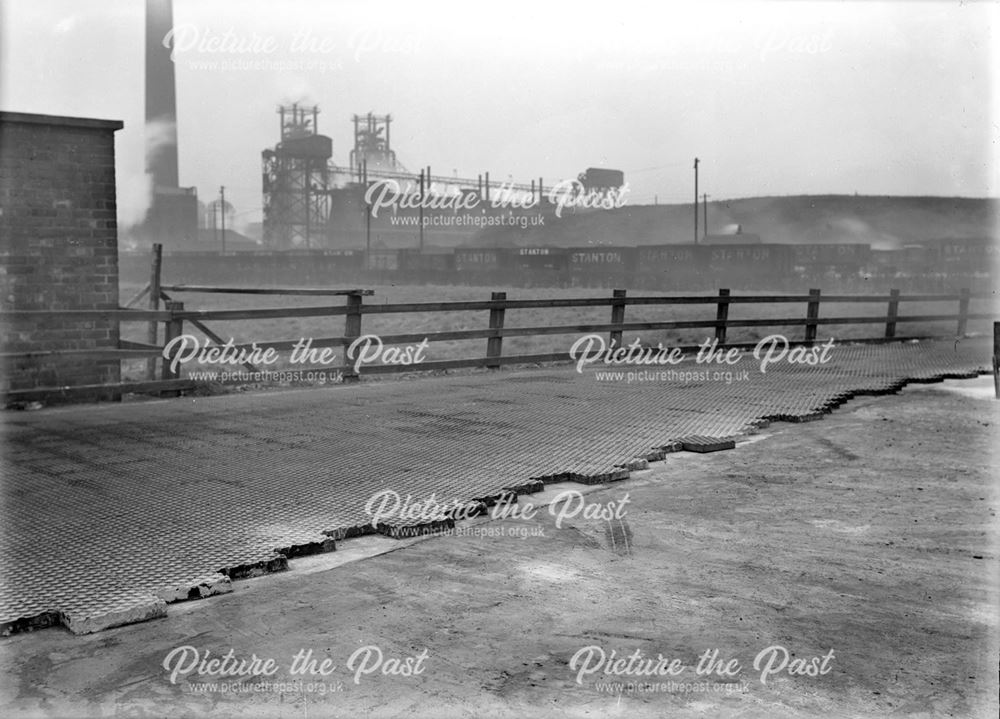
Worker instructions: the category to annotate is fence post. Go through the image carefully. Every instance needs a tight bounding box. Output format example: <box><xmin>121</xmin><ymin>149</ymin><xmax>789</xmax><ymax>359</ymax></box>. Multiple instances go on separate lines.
<box><xmin>714</xmin><ymin>288</ymin><xmax>730</xmax><ymax>345</ymax></box>
<box><xmin>609</xmin><ymin>289</ymin><xmax>626</xmax><ymax>348</ymax></box>
<box><xmin>145</xmin><ymin>243</ymin><xmax>163</xmax><ymax>380</ymax></box>
<box><xmin>343</xmin><ymin>291</ymin><xmax>363</xmax><ymax>381</ymax></box>
<box><xmin>804</xmin><ymin>288</ymin><xmax>821</xmax><ymax>344</ymax></box>
<box><xmin>161</xmin><ymin>301</ymin><xmax>183</xmax><ymax>383</ymax></box>
<box><xmin>884</xmin><ymin>288</ymin><xmax>900</xmax><ymax>339</ymax></box>
<box><xmin>957</xmin><ymin>288</ymin><xmax>970</xmax><ymax>337</ymax></box>
<box><xmin>486</xmin><ymin>291</ymin><xmax>506</xmax><ymax>369</ymax></box>
<box><xmin>993</xmin><ymin>321</ymin><xmax>999</xmax><ymax>400</ymax></box>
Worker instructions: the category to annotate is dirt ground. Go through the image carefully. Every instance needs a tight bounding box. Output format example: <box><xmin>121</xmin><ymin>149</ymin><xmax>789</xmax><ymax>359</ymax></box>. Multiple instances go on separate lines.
<box><xmin>1</xmin><ymin>380</ymin><xmax>997</xmax><ymax>718</ymax></box>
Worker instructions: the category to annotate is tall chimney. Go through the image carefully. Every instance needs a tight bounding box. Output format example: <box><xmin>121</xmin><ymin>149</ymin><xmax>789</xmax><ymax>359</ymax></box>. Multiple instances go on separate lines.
<box><xmin>145</xmin><ymin>0</ymin><xmax>179</xmax><ymax>189</ymax></box>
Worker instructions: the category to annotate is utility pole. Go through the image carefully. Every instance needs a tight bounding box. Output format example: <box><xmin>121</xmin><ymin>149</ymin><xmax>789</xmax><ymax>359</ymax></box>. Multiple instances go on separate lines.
<box><xmin>418</xmin><ymin>169</ymin><xmax>424</xmax><ymax>252</ymax></box>
<box><xmin>693</xmin><ymin>158</ymin><xmax>699</xmax><ymax>244</ymax></box>
<box><xmin>364</xmin><ymin>160</ymin><xmax>371</xmax><ymax>269</ymax></box>
<box><xmin>219</xmin><ymin>185</ymin><xmax>226</xmax><ymax>253</ymax></box>
<box><xmin>703</xmin><ymin>193</ymin><xmax>709</xmax><ymax>239</ymax></box>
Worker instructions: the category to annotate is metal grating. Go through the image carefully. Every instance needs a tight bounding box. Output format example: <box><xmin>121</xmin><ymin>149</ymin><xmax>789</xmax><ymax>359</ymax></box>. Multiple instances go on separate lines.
<box><xmin>0</xmin><ymin>338</ymin><xmax>990</xmax><ymax>635</ymax></box>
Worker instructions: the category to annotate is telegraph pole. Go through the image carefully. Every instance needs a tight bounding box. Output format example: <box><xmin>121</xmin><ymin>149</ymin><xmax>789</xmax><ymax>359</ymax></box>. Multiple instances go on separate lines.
<box><xmin>219</xmin><ymin>185</ymin><xmax>226</xmax><ymax>253</ymax></box>
<box><xmin>425</xmin><ymin>165</ymin><xmax>431</xmax><ymax>249</ymax></box>
<box><xmin>693</xmin><ymin>158</ymin><xmax>699</xmax><ymax>244</ymax></box>
<box><xmin>703</xmin><ymin>193</ymin><xmax>709</xmax><ymax>239</ymax></box>
<box><xmin>364</xmin><ymin>160</ymin><xmax>371</xmax><ymax>269</ymax></box>
<box><xmin>418</xmin><ymin>169</ymin><xmax>425</xmax><ymax>252</ymax></box>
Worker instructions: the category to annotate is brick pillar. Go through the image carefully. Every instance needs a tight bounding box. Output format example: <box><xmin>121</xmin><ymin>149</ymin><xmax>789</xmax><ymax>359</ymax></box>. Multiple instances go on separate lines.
<box><xmin>0</xmin><ymin>112</ymin><xmax>124</xmax><ymax>400</ymax></box>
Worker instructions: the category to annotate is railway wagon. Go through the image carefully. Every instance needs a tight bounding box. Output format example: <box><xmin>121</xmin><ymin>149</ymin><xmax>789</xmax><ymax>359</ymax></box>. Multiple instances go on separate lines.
<box><xmin>504</xmin><ymin>247</ymin><xmax>571</xmax><ymax>286</ymax></box>
<box><xmin>399</xmin><ymin>249</ymin><xmax>456</xmax><ymax>272</ymax></box>
<box><xmin>506</xmin><ymin>247</ymin><xmax>570</xmax><ymax>270</ymax></box>
<box><xmin>455</xmin><ymin>248</ymin><xmax>503</xmax><ymax>271</ymax></box>
<box><xmin>791</xmin><ymin>243</ymin><xmax>872</xmax><ymax>267</ymax></box>
<box><xmin>932</xmin><ymin>238</ymin><xmax>997</xmax><ymax>274</ymax></box>
<box><xmin>398</xmin><ymin>248</ymin><xmax>456</xmax><ymax>283</ymax></box>
<box><xmin>567</xmin><ymin>246</ymin><xmax>636</xmax><ymax>287</ymax></box>
<box><xmin>634</xmin><ymin>244</ymin><xmax>708</xmax><ymax>290</ymax></box>
<box><xmin>889</xmin><ymin>245</ymin><xmax>934</xmax><ymax>277</ymax></box>
<box><xmin>454</xmin><ymin>248</ymin><xmax>503</xmax><ymax>285</ymax></box>
<box><xmin>707</xmin><ymin>244</ymin><xmax>794</xmax><ymax>288</ymax></box>
<box><xmin>309</xmin><ymin>249</ymin><xmax>365</xmax><ymax>281</ymax></box>
<box><xmin>367</xmin><ymin>248</ymin><xmax>401</xmax><ymax>272</ymax></box>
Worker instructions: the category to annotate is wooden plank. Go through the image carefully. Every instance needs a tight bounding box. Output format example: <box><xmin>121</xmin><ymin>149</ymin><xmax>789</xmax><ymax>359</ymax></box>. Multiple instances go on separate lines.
<box><xmin>486</xmin><ymin>291</ymin><xmax>506</xmax><ymax>369</ymax></box>
<box><xmin>356</xmin><ymin>358</ymin><xmax>490</xmax><ymax>374</ymax></box>
<box><xmin>162</xmin><ymin>308</ymin><xmax>993</xmax><ymax>326</ymax></box>
<box><xmin>118</xmin><ymin>339</ymin><xmax>162</xmax><ymax>351</ymax></box>
<box><xmin>146</xmin><ymin>243</ymin><xmax>162</xmax><ymax>380</ymax></box>
<box><xmin>714</xmin><ymin>289</ymin><xmax>730</xmax><ymax>344</ymax></box>
<box><xmin>173</xmin><ymin>306</ymin><xmax>349</xmax><ymax>320</ymax></box>
<box><xmin>161</xmin><ymin>285</ymin><xmax>374</xmax><ymax>296</ymax></box>
<box><xmin>368</xmin><ymin>330</ymin><xmax>493</xmax><ymax>344</ymax></box>
<box><xmin>161</xmin><ymin>301</ymin><xmax>184</xmax><ymax>382</ymax></box>
<box><xmin>609</xmin><ymin>289</ymin><xmax>626</xmax><ymax>347</ymax></box>
<box><xmin>343</xmin><ymin>293</ymin><xmax>363</xmax><ymax>381</ymax></box>
<box><xmin>896</xmin><ymin>293</ymin><xmax>990</xmax><ymax>302</ymax></box>
<box><xmin>957</xmin><ymin>288</ymin><xmax>971</xmax><ymax>336</ymax></box>
<box><xmin>122</xmin><ymin>284</ymin><xmax>150</xmax><ymax>309</ymax></box>
<box><xmin>3</xmin><ymin>378</ymin><xmax>199</xmax><ymax>402</ymax></box>
<box><xmin>1</xmin><ymin>336</ymin><xmax>351</xmax><ymax>359</ymax></box>
<box><xmin>494</xmin><ymin>352</ymin><xmax>572</xmax><ymax>366</ymax></box>
<box><xmin>360</xmin><ymin>294</ymin><xmax>989</xmax><ymax>314</ymax></box>
<box><xmin>884</xmin><ymin>289</ymin><xmax>900</xmax><ymax>339</ymax></box>
<box><xmin>354</xmin><ymin>353</ymin><xmax>573</xmax><ymax>373</ymax></box>
<box><xmin>0</xmin><ymin>348</ymin><xmax>163</xmax><ymax>360</ymax></box>
<box><xmin>994</xmin><ymin>321</ymin><xmax>999</xmax><ymax>399</ymax></box>
<box><xmin>805</xmin><ymin>289</ymin><xmax>821</xmax><ymax>343</ymax></box>
<box><xmin>892</xmin><ymin>313</ymin><xmax>992</xmax><ymax>323</ymax></box>
<box><xmin>234</xmin><ymin>337</ymin><xmax>348</xmax><ymax>352</ymax></box>
<box><xmin>361</xmin><ymin>300</ymin><xmax>502</xmax><ymax>314</ymax></box>
<box><xmin>778</xmin><ymin>294</ymin><xmax>941</xmax><ymax>303</ymax></box>
<box><xmin>187</xmin><ymin>318</ymin><xmax>259</xmax><ymax>373</ymax></box>
<box><xmin>494</xmin><ymin>315</ymin><xmax>975</xmax><ymax>335</ymax></box>
<box><xmin>2</xmin><ymin>309</ymin><xmax>173</xmax><ymax>321</ymax></box>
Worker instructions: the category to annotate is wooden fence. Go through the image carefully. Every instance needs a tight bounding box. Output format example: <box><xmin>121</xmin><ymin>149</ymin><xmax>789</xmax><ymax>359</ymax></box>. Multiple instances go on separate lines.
<box><xmin>2</xmin><ymin>282</ymin><xmax>992</xmax><ymax>402</ymax></box>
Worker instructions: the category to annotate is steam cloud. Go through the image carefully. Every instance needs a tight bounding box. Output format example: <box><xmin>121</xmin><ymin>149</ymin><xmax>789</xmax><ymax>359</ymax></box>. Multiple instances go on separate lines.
<box><xmin>117</xmin><ymin>118</ymin><xmax>177</xmax><ymax>234</ymax></box>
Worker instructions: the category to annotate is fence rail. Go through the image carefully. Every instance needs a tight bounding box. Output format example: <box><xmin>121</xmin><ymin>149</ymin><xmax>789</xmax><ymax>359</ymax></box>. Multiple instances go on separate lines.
<box><xmin>2</xmin><ymin>283</ymin><xmax>993</xmax><ymax>402</ymax></box>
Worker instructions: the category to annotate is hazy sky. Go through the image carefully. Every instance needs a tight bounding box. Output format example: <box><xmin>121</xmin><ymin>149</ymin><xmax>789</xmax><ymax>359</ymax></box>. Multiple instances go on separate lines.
<box><xmin>1</xmin><ymin>0</ymin><xmax>996</xmax><ymax>229</ymax></box>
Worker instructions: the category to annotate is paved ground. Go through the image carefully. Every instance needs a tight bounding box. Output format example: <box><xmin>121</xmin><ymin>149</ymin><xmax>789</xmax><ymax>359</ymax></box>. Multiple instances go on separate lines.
<box><xmin>0</xmin><ymin>378</ymin><xmax>996</xmax><ymax>718</ymax></box>
<box><xmin>0</xmin><ymin>338</ymin><xmax>991</xmax><ymax>637</ymax></box>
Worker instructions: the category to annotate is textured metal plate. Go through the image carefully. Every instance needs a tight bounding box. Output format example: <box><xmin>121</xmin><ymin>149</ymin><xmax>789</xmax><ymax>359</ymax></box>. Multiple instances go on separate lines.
<box><xmin>0</xmin><ymin>338</ymin><xmax>989</xmax><ymax>635</ymax></box>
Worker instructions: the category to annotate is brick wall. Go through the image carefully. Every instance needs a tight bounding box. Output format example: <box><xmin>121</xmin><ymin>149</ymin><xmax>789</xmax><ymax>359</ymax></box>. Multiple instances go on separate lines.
<box><xmin>0</xmin><ymin>112</ymin><xmax>123</xmax><ymax>397</ymax></box>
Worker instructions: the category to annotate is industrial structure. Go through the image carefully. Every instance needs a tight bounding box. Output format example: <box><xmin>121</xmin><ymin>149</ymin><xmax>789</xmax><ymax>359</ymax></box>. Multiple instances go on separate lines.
<box><xmin>139</xmin><ymin>0</ymin><xmax>626</xmax><ymax>251</ymax></box>
<box><xmin>259</xmin><ymin>106</ymin><xmax>628</xmax><ymax>250</ymax></box>
<box><xmin>142</xmin><ymin>0</ymin><xmax>198</xmax><ymax>247</ymax></box>
<box><xmin>261</xmin><ymin>104</ymin><xmax>333</xmax><ymax>248</ymax></box>
<box><xmin>350</xmin><ymin>113</ymin><xmax>401</xmax><ymax>173</ymax></box>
